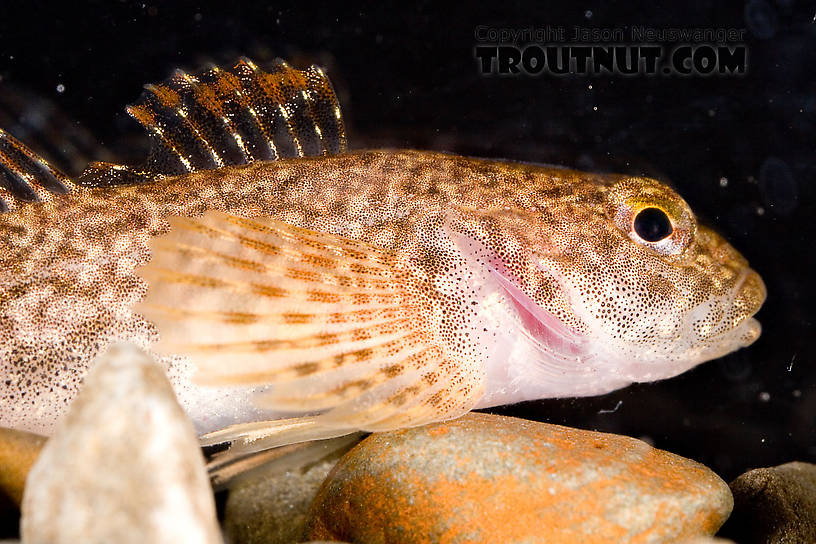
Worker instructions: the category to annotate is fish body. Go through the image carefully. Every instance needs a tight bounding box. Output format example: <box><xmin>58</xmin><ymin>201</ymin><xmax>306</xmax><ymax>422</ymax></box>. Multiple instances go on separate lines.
<box><xmin>0</xmin><ymin>59</ymin><xmax>765</xmax><ymax>445</ymax></box>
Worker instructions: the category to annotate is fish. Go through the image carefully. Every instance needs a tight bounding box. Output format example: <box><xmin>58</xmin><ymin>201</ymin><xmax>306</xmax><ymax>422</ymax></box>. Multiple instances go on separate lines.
<box><xmin>0</xmin><ymin>57</ymin><xmax>766</xmax><ymax>455</ymax></box>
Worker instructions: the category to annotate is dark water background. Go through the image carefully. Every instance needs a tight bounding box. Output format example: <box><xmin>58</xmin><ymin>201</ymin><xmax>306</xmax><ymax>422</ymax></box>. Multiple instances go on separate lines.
<box><xmin>0</xmin><ymin>0</ymin><xmax>813</xmax><ymax>529</ymax></box>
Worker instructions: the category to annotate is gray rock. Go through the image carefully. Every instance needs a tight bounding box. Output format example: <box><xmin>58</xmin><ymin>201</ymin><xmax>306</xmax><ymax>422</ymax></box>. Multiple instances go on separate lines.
<box><xmin>720</xmin><ymin>461</ymin><xmax>816</xmax><ymax>543</ymax></box>
<box><xmin>225</xmin><ymin>457</ymin><xmax>336</xmax><ymax>544</ymax></box>
<box><xmin>20</xmin><ymin>343</ymin><xmax>221</xmax><ymax>544</ymax></box>
<box><xmin>223</xmin><ymin>435</ymin><xmax>361</xmax><ymax>544</ymax></box>
<box><xmin>307</xmin><ymin>413</ymin><xmax>732</xmax><ymax>544</ymax></box>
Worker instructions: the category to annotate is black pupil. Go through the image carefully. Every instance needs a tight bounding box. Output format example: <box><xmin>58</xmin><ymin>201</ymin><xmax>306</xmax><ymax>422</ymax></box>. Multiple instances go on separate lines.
<box><xmin>633</xmin><ymin>207</ymin><xmax>673</xmax><ymax>242</ymax></box>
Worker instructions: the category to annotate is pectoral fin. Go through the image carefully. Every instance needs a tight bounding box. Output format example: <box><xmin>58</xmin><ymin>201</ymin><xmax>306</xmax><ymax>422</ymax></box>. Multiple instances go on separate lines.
<box><xmin>136</xmin><ymin>211</ymin><xmax>483</xmax><ymax>447</ymax></box>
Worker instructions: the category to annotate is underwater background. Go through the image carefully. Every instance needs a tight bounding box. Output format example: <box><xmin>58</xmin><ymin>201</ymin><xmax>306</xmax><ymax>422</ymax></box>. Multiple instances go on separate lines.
<box><xmin>0</xmin><ymin>0</ymin><xmax>811</xmax><ymax>493</ymax></box>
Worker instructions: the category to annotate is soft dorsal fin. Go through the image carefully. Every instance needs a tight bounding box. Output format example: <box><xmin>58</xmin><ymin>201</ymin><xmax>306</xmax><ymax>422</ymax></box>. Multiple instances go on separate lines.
<box><xmin>0</xmin><ymin>128</ymin><xmax>74</xmax><ymax>212</ymax></box>
<box><xmin>78</xmin><ymin>58</ymin><xmax>347</xmax><ymax>186</ymax></box>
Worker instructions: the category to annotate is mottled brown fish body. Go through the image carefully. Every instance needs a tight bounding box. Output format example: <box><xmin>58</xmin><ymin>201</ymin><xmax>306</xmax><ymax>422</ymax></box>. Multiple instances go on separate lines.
<box><xmin>0</xmin><ymin>58</ymin><xmax>765</xmax><ymax>448</ymax></box>
<box><xmin>0</xmin><ymin>150</ymin><xmax>610</xmax><ymax>434</ymax></box>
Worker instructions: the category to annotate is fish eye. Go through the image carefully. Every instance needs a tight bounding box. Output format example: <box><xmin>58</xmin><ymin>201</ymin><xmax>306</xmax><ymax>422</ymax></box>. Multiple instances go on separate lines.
<box><xmin>610</xmin><ymin>178</ymin><xmax>694</xmax><ymax>257</ymax></box>
<box><xmin>633</xmin><ymin>207</ymin><xmax>673</xmax><ymax>242</ymax></box>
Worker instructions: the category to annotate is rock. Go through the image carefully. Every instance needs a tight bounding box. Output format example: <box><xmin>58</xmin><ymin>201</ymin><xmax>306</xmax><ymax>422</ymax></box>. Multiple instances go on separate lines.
<box><xmin>20</xmin><ymin>343</ymin><xmax>221</xmax><ymax>544</ymax></box>
<box><xmin>225</xmin><ymin>456</ymin><xmax>335</xmax><ymax>543</ymax></box>
<box><xmin>224</xmin><ymin>436</ymin><xmax>360</xmax><ymax>544</ymax></box>
<box><xmin>719</xmin><ymin>461</ymin><xmax>816</xmax><ymax>543</ymax></box>
<box><xmin>307</xmin><ymin>413</ymin><xmax>732</xmax><ymax>543</ymax></box>
<box><xmin>0</xmin><ymin>427</ymin><xmax>46</xmax><ymax>506</ymax></box>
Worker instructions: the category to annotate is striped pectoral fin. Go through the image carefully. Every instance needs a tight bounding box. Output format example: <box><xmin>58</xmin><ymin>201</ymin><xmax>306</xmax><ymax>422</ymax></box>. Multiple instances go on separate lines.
<box><xmin>136</xmin><ymin>210</ymin><xmax>484</xmax><ymax>448</ymax></box>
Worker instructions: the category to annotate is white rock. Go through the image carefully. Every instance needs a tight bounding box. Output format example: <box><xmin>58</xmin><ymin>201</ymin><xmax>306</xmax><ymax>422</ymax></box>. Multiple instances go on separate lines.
<box><xmin>21</xmin><ymin>343</ymin><xmax>221</xmax><ymax>544</ymax></box>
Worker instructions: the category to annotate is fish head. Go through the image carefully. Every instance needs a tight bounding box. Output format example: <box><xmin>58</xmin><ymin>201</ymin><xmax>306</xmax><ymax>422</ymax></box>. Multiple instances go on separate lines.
<box><xmin>521</xmin><ymin>174</ymin><xmax>766</xmax><ymax>384</ymax></box>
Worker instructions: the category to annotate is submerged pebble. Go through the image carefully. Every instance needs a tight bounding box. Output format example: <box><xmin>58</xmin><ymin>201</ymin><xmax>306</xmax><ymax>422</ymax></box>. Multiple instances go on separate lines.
<box><xmin>720</xmin><ymin>461</ymin><xmax>816</xmax><ymax>543</ymax></box>
<box><xmin>221</xmin><ymin>433</ymin><xmax>363</xmax><ymax>543</ymax></box>
<box><xmin>224</xmin><ymin>444</ymin><xmax>349</xmax><ymax>544</ymax></box>
<box><xmin>307</xmin><ymin>412</ymin><xmax>732</xmax><ymax>543</ymax></box>
<box><xmin>20</xmin><ymin>343</ymin><xmax>220</xmax><ymax>544</ymax></box>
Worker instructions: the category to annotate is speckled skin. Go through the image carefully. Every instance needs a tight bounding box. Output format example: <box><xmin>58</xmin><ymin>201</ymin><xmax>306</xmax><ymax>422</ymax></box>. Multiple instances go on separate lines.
<box><xmin>0</xmin><ymin>149</ymin><xmax>765</xmax><ymax>436</ymax></box>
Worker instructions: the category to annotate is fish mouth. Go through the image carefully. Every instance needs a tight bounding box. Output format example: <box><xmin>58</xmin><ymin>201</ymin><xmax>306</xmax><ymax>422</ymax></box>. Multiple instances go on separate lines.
<box><xmin>725</xmin><ymin>268</ymin><xmax>766</xmax><ymax>347</ymax></box>
<box><xmin>693</xmin><ymin>225</ymin><xmax>766</xmax><ymax>347</ymax></box>
<box><xmin>686</xmin><ymin>267</ymin><xmax>765</xmax><ymax>351</ymax></box>
<box><xmin>729</xmin><ymin>267</ymin><xmax>765</xmax><ymax>347</ymax></box>
<box><xmin>736</xmin><ymin>268</ymin><xmax>766</xmax><ymax>312</ymax></box>
<box><xmin>736</xmin><ymin>317</ymin><xmax>762</xmax><ymax>348</ymax></box>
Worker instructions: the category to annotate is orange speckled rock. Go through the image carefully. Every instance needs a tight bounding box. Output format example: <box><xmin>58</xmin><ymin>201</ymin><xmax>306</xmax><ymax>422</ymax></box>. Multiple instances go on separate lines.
<box><xmin>307</xmin><ymin>413</ymin><xmax>732</xmax><ymax>544</ymax></box>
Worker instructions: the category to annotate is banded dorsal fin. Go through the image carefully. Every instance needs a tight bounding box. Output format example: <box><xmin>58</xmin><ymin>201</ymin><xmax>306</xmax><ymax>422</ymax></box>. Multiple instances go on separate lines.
<box><xmin>78</xmin><ymin>58</ymin><xmax>347</xmax><ymax>186</ymax></box>
<box><xmin>0</xmin><ymin>128</ymin><xmax>74</xmax><ymax>212</ymax></box>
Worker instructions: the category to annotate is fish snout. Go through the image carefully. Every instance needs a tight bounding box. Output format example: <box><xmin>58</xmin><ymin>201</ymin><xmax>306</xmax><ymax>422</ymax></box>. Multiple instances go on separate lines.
<box><xmin>736</xmin><ymin>269</ymin><xmax>767</xmax><ymax>316</ymax></box>
<box><xmin>732</xmin><ymin>269</ymin><xmax>766</xmax><ymax>347</ymax></box>
<box><xmin>695</xmin><ymin>225</ymin><xmax>766</xmax><ymax>345</ymax></box>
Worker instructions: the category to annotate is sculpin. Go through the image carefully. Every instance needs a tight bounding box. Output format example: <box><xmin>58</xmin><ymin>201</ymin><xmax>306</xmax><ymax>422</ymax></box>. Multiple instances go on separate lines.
<box><xmin>0</xmin><ymin>58</ymin><xmax>765</xmax><ymax>450</ymax></box>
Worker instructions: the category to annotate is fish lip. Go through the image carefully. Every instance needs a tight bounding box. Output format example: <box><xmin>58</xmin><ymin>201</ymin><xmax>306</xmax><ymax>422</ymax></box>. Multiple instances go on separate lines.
<box><xmin>733</xmin><ymin>268</ymin><xmax>750</xmax><ymax>295</ymax></box>
<box><xmin>738</xmin><ymin>316</ymin><xmax>762</xmax><ymax>348</ymax></box>
<box><xmin>733</xmin><ymin>267</ymin><xmax>765</xmax><ymax>307</ymax></box>
<box><xmin>726</xmin><ymin>267</ymin><xmax>766</xmax><ymax>335</ymax></box>
<box><xmin>687</xmin><ymin>267</ymin><xmax>765</xmax><ymax>346</ymax></box>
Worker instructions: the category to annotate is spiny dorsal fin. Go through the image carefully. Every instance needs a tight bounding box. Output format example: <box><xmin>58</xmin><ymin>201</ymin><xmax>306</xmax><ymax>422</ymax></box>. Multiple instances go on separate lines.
<box><xmin>0</xmin><ymin>127</ymin><xmax>74</xmax><ymax>212</ymax></box>
<box><xmin>78</xmin><ymin>58</ymin><xmax>347</xmax><ymax>186</ymax></box>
